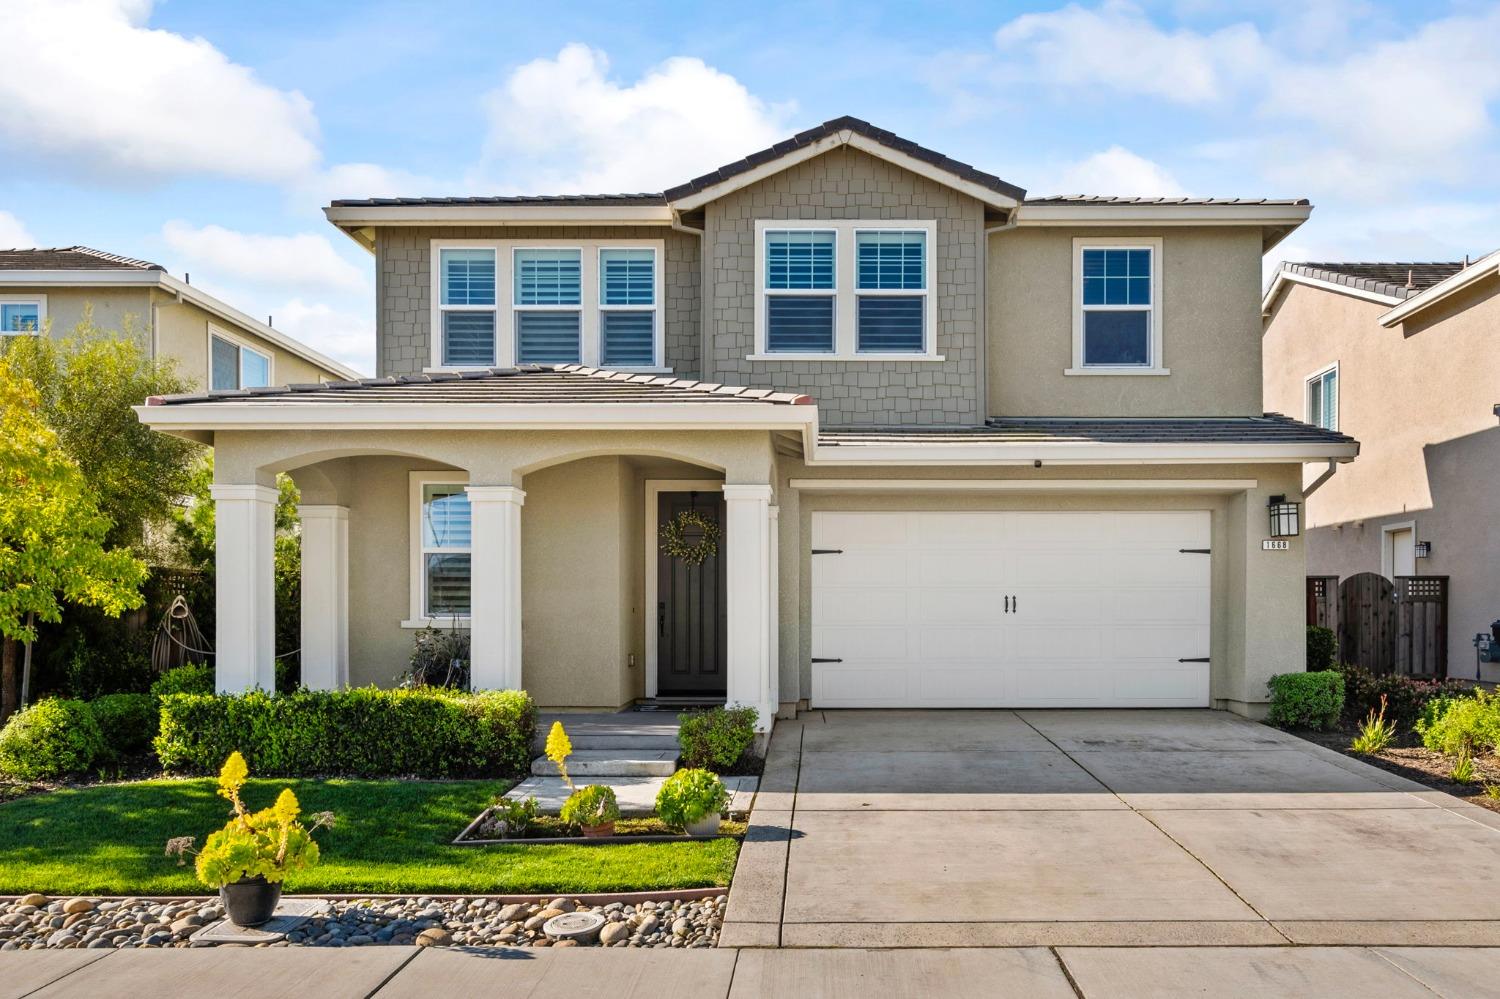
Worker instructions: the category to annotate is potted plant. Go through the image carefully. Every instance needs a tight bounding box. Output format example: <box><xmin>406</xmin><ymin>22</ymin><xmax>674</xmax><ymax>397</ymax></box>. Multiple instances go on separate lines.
<box><xmin>165</xmin><ymin>751</ymin><xmax>334</xmax><ymax>927</ymax></box>
<box><xmin>655</xmin><ymin>768</ymin><xmax>729</xmax><ymax>837</ymax></box>
<box><xmin>560</xmin><ymin>784</ymin><xmax>620</xmax><ymax>838</ymax></box>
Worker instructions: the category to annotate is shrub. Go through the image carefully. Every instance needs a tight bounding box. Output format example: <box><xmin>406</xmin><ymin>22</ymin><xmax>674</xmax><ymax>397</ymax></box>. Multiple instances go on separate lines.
<box><xmin>90</xmin><ymin>692</ymin><xmax>159</xmax><ymax>757</ymax></box>
<box><xmin>1339</xmin><ymin>664</ymin><xmax>1476</xmax><ymax>732</ymax></box>
<box><xmin>486</xmin><ymin>795</ymin><xmax>539</xmax><ymax>839</ymax></box>
<box><xmin>150</xmin><ymin>663</ymin><xmax>214</xmax><ymax>698</ymax></box>
<box><xmin>1418</xmin><ymin>690</ymin><xmax>1500</xmax><ymax>757</ymax></box>
<box><xmin>1266</xmin><ymin>670</ymin><xmax>1344</xmax><ymax>730</ymax></box>
<box><xmin>560</xmin><ymin>784</ymin><xmax>620</xmax><ymax>829</ymax></box>
<box><xmin>399</xmin><ymin>625</ymin><xmax>470</xmax><ymax>689</ymax></box>
<box><xmin>153</xmin><ymin>687</ymin><xmax>536</xmax><ymax>778</ymax></box>
<box><xmin>0</xmin><ymin>699</ymin><xmax>106</xmax><ymax>780</ymax></box>
<box><xmin>679</xmin><ymin>706</ymin><xmax>758</xmax><ymax>771</ymax></box>
<box><xmin>655</xmin><ymin>768</ymin><xmax>729</xmax><ymax>828</ymax></box>
<box><xmin>1306</xmin><ymin>626</ymin><xmax>1338</xmax><ymax>672</ymax></box>
<box><xmin>1349</xmin><ymin>695</ymin><xmax>1395</xmax><ymax>754</ymax></box>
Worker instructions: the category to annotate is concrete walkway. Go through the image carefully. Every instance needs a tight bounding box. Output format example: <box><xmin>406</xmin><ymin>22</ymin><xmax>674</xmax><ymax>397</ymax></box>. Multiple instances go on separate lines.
<box><xmin>6</xmin><ymin>944</ymin><xmax>1499</xmax><ymax>997</ymax></box>
<box><xmin>722</xmin><ymin>709</ymin><xmax>1500</xmax><ymax>948</ymax></box>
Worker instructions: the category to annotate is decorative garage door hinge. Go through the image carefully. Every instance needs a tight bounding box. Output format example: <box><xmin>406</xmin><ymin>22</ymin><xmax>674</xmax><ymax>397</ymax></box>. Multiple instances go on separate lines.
<box><xmin>811</xmin><ymin>657</ymin><xmax>843</xmax><ymax>663</ymax></box>
<box><xmin>811</xmin><ymin>548</ymin><xmax>843</xmax><ymax>555</ymax></box>
<box><xmin>1178</xmin><ymin>548</ymin><xmax>1211</xmax><ymax>554</ymax></box>
<box><xmin>1178</xmin><ymin>657</ymin><xmax>1211</xmax><ymax>663</ymax></box>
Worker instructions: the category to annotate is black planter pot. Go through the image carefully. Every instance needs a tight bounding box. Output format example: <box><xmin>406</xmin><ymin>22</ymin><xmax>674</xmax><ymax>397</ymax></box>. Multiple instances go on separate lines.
<box><xmin>220</xmin><ymin>876</ymin><xmax>282</xmax><ymax>927</ymax></box>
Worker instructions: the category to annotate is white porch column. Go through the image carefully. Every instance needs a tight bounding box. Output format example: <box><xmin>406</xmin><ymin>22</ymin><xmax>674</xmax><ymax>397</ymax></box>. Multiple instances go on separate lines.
<box><xmin>467</xmin><ymin>485</ymin><xmax>525</xmax><ymax>691</ymax></box>
<box><xmin>209</xmin><ymin>484</ymin><xmax>277</xmax><ymax>693</ymax></box>
<box><xmin>724</xmin><ymin>484</ymin><xmax>775</xmax><ymax>730</ymax></box>
<box><xmin>298</xmin><ymin>505</ymin><xmax>349</xmax><ymax>691</ymax></box>
<box><xmin>767</xmin><ymin>504</ymin><xmax>781</xmax><ymax>718</ymax></box>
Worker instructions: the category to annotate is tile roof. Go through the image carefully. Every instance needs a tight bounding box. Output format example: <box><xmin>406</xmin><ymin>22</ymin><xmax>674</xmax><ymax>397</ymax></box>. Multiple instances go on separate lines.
<box><xmin>147</xmin><ymin>364</ymin><xmax>814</xmax><ymax>407</ymax></box>
<box><xmin>662</xmin><ymin>116</ymin><xmax>1027</xmax><ymax>204</ymax></box>
<box><xmin>328</xmin><ymin>193</ymin><xmax>667</xmax><ymax>208</ymax></box>
<box><xmin>1281</xmin><ymin>261</ymin><xmax>1467</xmax><ymax>300</ymax></box>
<box><xmin>818</xmin><ymin>413</ymin><xmax>1356</xmax><ymax>447</ymax></box>
<box><xmin>1023</xmin><ymin>196</ymin><xmax>1309</xmax><ymax>206</ymax></box>
<box><xmin>0</xmin><ymin>246</ymin><xmax>163</xmax><ymax>270</ymax></box>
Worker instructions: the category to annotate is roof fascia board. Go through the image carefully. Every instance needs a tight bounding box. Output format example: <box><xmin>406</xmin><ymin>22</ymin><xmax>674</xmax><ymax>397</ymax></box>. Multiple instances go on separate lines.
<box><xmin>1015</xmin><ymin>204</ymin><xmax>1312</xmax><ymax>225</ymax></box>
<box><xmin>0</xmin><ymin>269</ymin><xmax>161</xmax><ymax>287</ymax></box>
<box><xmin>788</xmin><ymin>477</ymin><xmax>1259</xmax><ymax>492</ymax></box>
<box><xmin>1262</xmin><ymin>270</ymin><xmax>1405</xmax><ymax>315</ymax></box>
<box><xmin>668</xmin><ymin>130</ymin><xmax>1020</xmax><ymax>212</ymax></box>
<box><xmin>804</xmin><ymin>440</ymin><xmax>1358</xmax><ymax>465</ymax></box>
<box><xmin>322</xmin><ymin>204</ymin><xmax>675</xmax><ymax>227</ymax></box>
<box><xmin>1378</xmin><ymin>250</ymin><xmax>1500</xmax><ymax>327</ymax></box>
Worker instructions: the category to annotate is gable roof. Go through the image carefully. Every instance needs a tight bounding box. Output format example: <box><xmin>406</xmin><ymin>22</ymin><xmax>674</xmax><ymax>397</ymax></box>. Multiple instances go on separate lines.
<box><xmin>0</xmin><ymin>246</ymin><xmax>164</xmax><ymax>271</ymax></box>
<box><xmin>1378</xmin><ymin>248</ymin><xmax>1500</xmax><ymax>327</ymax></box>
<box><xmin>1262</xmin><ymin>256</ymin><xmax>1492</xmax><ymax>319</ymax></box>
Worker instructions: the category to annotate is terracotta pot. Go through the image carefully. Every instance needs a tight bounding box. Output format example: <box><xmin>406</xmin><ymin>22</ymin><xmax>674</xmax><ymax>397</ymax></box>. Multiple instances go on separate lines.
<box><xmin>220</xmin><ymin>875</ymin><xmax>281</xmax><ymax>927</ymax></box>
<box><xmin>685</xmin><ymin>814</ymin><xmax>721</xmax><ymax>837</ymax></box>
<box><xmin>580</xmin><ymin>821</ymin><xmax>615</xmax><ymax>838</ymax></box>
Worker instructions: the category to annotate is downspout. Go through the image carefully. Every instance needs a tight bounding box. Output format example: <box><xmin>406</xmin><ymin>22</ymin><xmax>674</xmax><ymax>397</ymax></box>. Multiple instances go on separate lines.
<box><xmin>1301</xmin><ymin>458</ymin><xmax>1340</xmax><ymax>498</ymax></box>
<box><xmin>671</xmin><ymin>208</ymin><xmax>707</xmax><ymax>380</ymax></box>
<box><xmin>981</xmin><ymin>210</ymin><xmax>1020</xmax><ymax>424</ymax></box>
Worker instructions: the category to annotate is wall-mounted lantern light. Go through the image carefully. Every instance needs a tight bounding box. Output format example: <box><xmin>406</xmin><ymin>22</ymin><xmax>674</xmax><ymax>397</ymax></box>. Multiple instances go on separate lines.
<box><xmin>1414</xmin><ymin>540</ymin><xmax>1432</xmax><ymax>559</ymax></box>
<box><xmin>1267</xmin><ymin>495</ymin><xmax>1301</xmax><ymax>538</ymax></box>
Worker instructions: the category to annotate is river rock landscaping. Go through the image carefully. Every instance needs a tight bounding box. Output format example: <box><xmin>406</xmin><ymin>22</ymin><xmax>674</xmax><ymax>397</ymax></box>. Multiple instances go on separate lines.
<box><xmin>0</xmin><ymin>893</ymin><xmax>727</xmax><ymax>950</ymax></box>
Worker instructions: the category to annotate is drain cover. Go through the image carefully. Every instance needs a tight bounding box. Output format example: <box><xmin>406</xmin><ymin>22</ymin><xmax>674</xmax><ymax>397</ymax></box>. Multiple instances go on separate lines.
<box><xmin>543</xmin><ymin>910</ymin><xmax>606</xmax><ymax>942</ymax></box>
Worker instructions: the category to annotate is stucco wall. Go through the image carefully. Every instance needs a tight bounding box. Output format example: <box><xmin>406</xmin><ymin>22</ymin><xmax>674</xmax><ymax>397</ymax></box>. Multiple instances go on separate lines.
<box><xmin>702</xmin><ymin>146</ymin><xmax>985</xmax><ymax>427</ymax></box>
<box><xmin>374</xmin><ymin>225</ymin><xmax>701</xmax><ymax>378</ymax></box>
<box><xmin>1263</xmin><ymin>278</ymin><xmax>1500</xmax><ymax>678</ymax></box>
<box><xmin>988</xmin><ymin>226</ymin><xmax>1265</xmax><ymax>417</ymax></box>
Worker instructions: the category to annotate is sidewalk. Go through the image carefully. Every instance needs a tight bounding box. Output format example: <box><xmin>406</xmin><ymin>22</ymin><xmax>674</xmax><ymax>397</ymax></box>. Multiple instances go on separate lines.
<box><xmin>5</xmin><ymin>943</ymin><xmax>1497</xmax><ymax>998</ymax></box>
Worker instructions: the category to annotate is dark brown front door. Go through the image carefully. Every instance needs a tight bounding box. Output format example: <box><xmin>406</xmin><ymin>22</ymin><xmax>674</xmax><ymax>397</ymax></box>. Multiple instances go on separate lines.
<box><xmin>657</xmin><ymin>491</ymin><xmax>727</xmax><ymax>696</ymax></box>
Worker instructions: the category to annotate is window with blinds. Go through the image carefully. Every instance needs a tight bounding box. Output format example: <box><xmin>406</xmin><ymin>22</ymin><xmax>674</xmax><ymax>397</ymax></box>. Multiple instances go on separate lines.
<box><xmin>600</xmin><ymin>248</ymin><xmax>656</xmax><ymax>366</ymax></box>
<box><xmin>439</xmin><ymin>248</ymin><xmax>497</xmax><ymax>366</ymax></box>
<box><xmin>514</xmin><ymin>249</ymin><xmax>582</xmax><ymax>364</ymax></box>
<box><xmin>765</xmin><ymin>230</ymin><xmax>835</xmax><ymax>352</ymax></box>
<box><xmin>1308</xmin><ymin>365</ymin><xmax>1338</xmax><ymax>431</ymax></box>
<box><xmin>856</xmin><ymin>231</ymin><xmax>926</xmax><ymax>353</ymax></box>
<box><xmin>421</xmin><ymin>483</ymin><xmax>471</xmax><ymax>618</ymax></box>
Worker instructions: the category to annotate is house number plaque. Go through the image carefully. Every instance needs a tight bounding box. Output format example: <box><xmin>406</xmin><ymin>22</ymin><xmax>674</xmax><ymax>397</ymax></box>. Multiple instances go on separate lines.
<box><xmin>1262</xmin><ymin>539</ymin><xmax>1290</xmax><ymax>551</ymax></box>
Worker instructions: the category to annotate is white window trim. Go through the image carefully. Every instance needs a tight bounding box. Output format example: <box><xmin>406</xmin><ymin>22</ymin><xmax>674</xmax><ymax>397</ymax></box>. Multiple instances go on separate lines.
<box><xmin>1068</xmin><ymin>236</ymin><xmax>1167</xmax><ymax>376</ymax></box>
<box><xmin>208</xmin><ymin>324</ymin><xmax>273</xmax><ymax>390</ymax></box>
<box><xmin>0</xmin><ymin>293</ymin><xmax>46</xmax><ymax>336</ymax></box>
<box><xmin>429</xmin><ymin>238</ymin><xmax>667</xmax><ymax>372</ymax></box>
<box><xmin>1304</xmin><ymin>361</ymin><xmax>1339</xmax><ymax>432</ymax></box>
<box><xmin>406</xmin><ymin>470</ymin><xmax>473</xmax><ymax>629</ymax></box>
<box><xmin>751</xmin><ymin>219</ymin><xmax>942</xmax><ymax>361</ymax></box>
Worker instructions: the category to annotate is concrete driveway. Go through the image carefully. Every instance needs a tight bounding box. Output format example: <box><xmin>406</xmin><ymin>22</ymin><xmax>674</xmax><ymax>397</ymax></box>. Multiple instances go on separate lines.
<box><xmin>722</xmin><ymin>709</ymin><xmax>1500</xmax><ymax>948</ymax></box>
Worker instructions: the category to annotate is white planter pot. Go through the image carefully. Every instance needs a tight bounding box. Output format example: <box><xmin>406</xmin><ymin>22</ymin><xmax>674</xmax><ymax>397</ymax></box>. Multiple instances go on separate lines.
<box><xmin>685</xmin><ymin>814</ymin><xmax>720</xmax><ymax>837</ymax></box>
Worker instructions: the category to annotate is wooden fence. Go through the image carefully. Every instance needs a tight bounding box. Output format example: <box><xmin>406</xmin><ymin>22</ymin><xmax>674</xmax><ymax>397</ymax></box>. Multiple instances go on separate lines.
<box><xmin>1327</xmin><ymin>572</ymin><xmax>1449</xmax><ymax>678</ymax></box>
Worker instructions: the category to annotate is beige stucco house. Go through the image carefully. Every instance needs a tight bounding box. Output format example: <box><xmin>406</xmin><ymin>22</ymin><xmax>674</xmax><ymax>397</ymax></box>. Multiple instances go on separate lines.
<box><xmin>1263</xmin><ymin>251</ymin><xmax>1500</xmax><ymax>680</ymax></box>
<box><xmin>0</xmin><ymin>246</ymin><xmax>360</xmax><ymax>388</ymax></box>
<box><xmin>138</xmin><ymin>117</ymin><xmax>1356</xmax><ymax>726</ymax></box>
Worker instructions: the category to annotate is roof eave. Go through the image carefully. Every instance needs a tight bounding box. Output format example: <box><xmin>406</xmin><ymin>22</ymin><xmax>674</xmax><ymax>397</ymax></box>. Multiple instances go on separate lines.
<box><xmin>1016</xmin><ymin>203</ymin><xmax>1312</xmax><ymax>252</ymax></box>
<box><xmin>1261</xmin><ymin>268</ymin><xmax>1406</xmax><ymax>316</ymax></box>
<box><xmin>1378</xmin><ymin>249</ymin><xmax>1500</xmax><ymax>327</ymax></box>
<box><xmin>806</xmin><ymin>439</ymin><xmax>1359</xmax><ymax>466</ymax></box>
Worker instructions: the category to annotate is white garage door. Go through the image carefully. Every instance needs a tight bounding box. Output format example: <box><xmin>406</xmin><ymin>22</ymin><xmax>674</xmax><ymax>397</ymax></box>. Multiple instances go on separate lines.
<box><xmin>811</xmin><ymin>511</ymin><xmax>1211</xmax><ymax>708</ymax></box>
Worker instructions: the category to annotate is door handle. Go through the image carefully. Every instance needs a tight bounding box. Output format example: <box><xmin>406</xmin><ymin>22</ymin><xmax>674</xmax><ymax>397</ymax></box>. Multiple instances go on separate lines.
<box><xmin>658</xmin><ymin>602</ymin><xmax>666</xmax><ymax>638</ymax></box>
<box><xmin>1013</xmin><ymin>595</ymin><xmax>1018</xmax><ymax>614</ymax></box>
<box><xmin>1004</xmin><ymin>595</ymin><xmax>1010</xmax><ymax>613</ymax></box>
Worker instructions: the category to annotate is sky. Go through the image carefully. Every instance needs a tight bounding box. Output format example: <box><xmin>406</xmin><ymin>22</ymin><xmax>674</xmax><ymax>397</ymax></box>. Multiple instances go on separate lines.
<box><xmin>3</xmin><ymin>0</ymin><xmax>1498</xmax><ymax>376</ymax></box>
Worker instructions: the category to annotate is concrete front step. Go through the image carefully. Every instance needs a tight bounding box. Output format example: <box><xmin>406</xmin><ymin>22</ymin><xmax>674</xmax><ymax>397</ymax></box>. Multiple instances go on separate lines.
<box><xmin>541</xmin><ymin>735</ymin><xmax>682</xmax><ymax>752</ymax></box>
<box><xmin>532</xmin><ymin>712</ymin><xmax>683</xmax><ymax>754</ymax></box>
<box><xmin>530</xmin><ymin>750</ymin><xmax>679</xmax><ymax>778</ymax></box>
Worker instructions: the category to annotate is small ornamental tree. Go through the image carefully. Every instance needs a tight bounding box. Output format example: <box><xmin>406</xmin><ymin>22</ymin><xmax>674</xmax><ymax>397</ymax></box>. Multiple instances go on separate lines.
<box><xmin>0</xmin><ymin>362</ymin><xmax>146</xmax><ymax>719</ymax></box>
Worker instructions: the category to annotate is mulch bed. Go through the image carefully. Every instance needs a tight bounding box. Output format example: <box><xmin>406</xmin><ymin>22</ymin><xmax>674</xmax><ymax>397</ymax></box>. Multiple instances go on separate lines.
<box><xmin>1294</xmin><ymin>729</ymin><xmax>1500</xmax><ymax>814</ymax></box>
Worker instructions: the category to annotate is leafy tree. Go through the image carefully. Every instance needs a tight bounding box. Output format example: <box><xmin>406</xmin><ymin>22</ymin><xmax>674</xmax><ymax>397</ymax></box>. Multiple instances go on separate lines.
<box><xmin>2</xmin><ymin>308</ymin><xmax>197</xmax><ymax>554</ymax></box>
<box><xmin>0</xmin><ymin>360</ymin><xmax>147</xmax><ymax>720</ymax></box>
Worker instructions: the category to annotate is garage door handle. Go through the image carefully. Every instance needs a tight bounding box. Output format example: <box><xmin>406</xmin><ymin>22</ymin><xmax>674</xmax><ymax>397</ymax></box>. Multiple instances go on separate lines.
<box><xmin>1178</xmin><ymin>657</ymin><xmax>1210</xmax><ymax>663</ymax></box>
<box><xmin>811</xmin><ymin>657</ymin><xmax>843</xmax><ymax>663</ymax></box>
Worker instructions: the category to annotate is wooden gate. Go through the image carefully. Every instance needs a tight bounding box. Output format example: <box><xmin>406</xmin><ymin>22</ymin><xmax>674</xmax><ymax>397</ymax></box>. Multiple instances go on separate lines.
<box><xmin>1339</xmin><ymin>572</ymin><xmax>1396</xmax><ymax>674</ymax></box>
<box><xmin>1396</xmin><ymin>576</ymin><xmax>1449</xmax><ymax>678</ymax></box>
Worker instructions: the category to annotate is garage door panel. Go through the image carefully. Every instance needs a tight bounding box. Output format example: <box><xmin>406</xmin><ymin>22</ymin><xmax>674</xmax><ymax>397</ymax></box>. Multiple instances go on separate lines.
<box><xmin>1005</xmin><ymin>589</ymin><xmax>1106</xmax><ymax>622</ymax></box>
<box><xmin>812</xmin><ymin>665</ymin><xmax>911</xmax><ymax>706</ymax></box>
<box><xmin>915</xmin><ymin>588</ymin><xmax>1008</xmax><ymax>623</ymax></box>
<box><xmin>1110</xmin><ymin>587</ymin><xmax>1209</xmax><ymax>624</ymax></box>
<box><xmin>912</xmin><ymin>512</ymin><xmax>1011</xmax><ymax>546</ymax></box>
<box><xmin>917</xmin><ymin>627</ymin><xmax>1009</xmax><ymax>661</ymax></box>
<box><xmin>813</xmin><ymin>586</ymin><xmax>910</xmax><ymax>625</ymax></box>
<box><xmin>914</xmin><ymin>667</ymin><xmax>1010</xmax><ymax>703</ymax></box>
<box><xmin>915</xmin><ymin>550</ymin><xmax>1007</xmax><ymax>587</ymax></box>
<box><xmin>815</xmin><ymin>550</ymin><xmax>910</xmax><ymax>587</ymax></box>
<box><xmin>815</xmin><ymin>626</ymin><xmax>911</xmax><ymax>660</ymax></box>
<box><xmin>815</xmin><ymin>513</ymin><xmax>910</xmax><ymax>548</ymax></box>
<box><xmin>1008</xmin><ymin>625</ymin><xmax>1103</xmax><ymax>659</ymax></box>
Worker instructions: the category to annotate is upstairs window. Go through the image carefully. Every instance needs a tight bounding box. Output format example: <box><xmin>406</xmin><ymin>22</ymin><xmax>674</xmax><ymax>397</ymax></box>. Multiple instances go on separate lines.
<box><xmin>1</xmin><ymin>298</ymin><xmax>42</xmax><ymax>335</ymax></box>
<box><xmin>599</xmin><ymin>248</ymin><xmax>657</xmax><ymax>367</ymax></box>
<box><xmin>439</xmin><ymin>248</ymin><xmax>497</xmax><ymax>367</ymax></box>
<box><xmin>209</xmin><ymin>330</ymin><xmax>271</xmax><ymax>390</ymax></box>
<box><xmin>514</xmin><ymin>248</ymin><xmax>582</xmax><ymax>364</ymax></box>
<box><xmin>1070</xmin><ymin>238</ymin><xmax>1165</xmax><ymax>375</ymax></box>
<box><xmin>764</xmin><ymin>229</ymin><xmax>836</xmax><ymax>353</ymax></box>
<box><xmin>1307</xmin><ymin>364</ymin><xmax>1338</xmax><ymax>431</ymax></box>
<box><xmin>855</xmin><ymin>230</ymin><xmax>926</xmax><ymax>353</ymax></box>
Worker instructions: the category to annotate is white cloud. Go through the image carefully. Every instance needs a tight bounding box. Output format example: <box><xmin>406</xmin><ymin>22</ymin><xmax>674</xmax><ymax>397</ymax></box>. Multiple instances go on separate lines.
<box><xmin>161</xmin><ymin>222</ymin><xmax>367</xmax><ymax>294</ymax></box>
<box><xmin>1048</xmin><ymin>147</ymin><xmax>1187</xmax><ymax>197</ymax></box>
<box><xmin>994</xmin><ymin>1</ymin><xmax>1267</xmax><ymax>104</ymax></box>
<box><xmin>0</xmin><ymin>0</ymin><xmax>320</xmax><ymax>183</ymax></box>
<box><xmin>270</xmin><ymin>298</ymin><xmax>374</xmax><ymax>375</ymax></box>
<box><xmin>0</xmin><ymin>211</ymin><xmax>37</xmax><ymax>249</ymax></box>
<box><xmin>482</xmin><ymin>43</ymin><xmax>795</xmax><ymax>192</ymax></box>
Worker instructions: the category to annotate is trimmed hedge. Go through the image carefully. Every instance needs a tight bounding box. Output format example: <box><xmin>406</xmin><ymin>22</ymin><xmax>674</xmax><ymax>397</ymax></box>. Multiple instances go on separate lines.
<box><xmin>149</xmin><ymin>663</ymin><xmax>214</xmax><ymax>698</ymax></box>
<box><xmin>90</xmin><ymin>693</ymin><xmax>159</xmax><ymax>757</ymax></box>
<box><xmin>679</xmin><ymin>706</ymin><xmax>758</xmax><ymax>772</ymax></box>
<box><xmin>153</xmin><ymin>687</ymin><xmax>536</xmax><ymax>778</ymax></box>
<box><xmin>1338</xmin><ymin>664</ymin><xmax>1476</xmax><ymax>732</ymax></box>
<box><xmin>1266</xmin><ymin>670</ymin><xmax>1345</xmax><ymax>731</ymax></box>
<box><xmin>1306</xmin><ymin>626</ymin><xmax>1337</xmax><ymax>672</ymax></box>
<box><xmin>0</xmin><ymin>699</ymin><xmax>105</xmax><ymax>780</ymax></box>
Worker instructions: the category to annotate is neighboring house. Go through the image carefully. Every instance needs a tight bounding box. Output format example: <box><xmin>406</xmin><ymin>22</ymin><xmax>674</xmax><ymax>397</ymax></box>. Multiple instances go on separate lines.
<box><xmin>138</xmin><ymin>117</ymin><xmax>1355</xmax><ymax>726</ymax></box>
<box><xmin>1263</xmin><ymin>251</ymin><xmax>1500</xmax><ymax>680</ymax></box>
<box><xmin>0</xmin><ymin>246</ymin><xmax>360</xmax><ymax>388</ymax></box>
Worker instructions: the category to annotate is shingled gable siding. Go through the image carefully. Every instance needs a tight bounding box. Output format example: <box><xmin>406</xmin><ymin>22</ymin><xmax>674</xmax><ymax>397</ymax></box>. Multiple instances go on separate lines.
<box><xmin>703</xmin><ymin>146</ymin><xmax>983</xmax><ymax>426</ymax></box>
<box><xmin>375</xmin><ymin>226</ymin><xmax>701</xmax><ymax>378</ymax></box>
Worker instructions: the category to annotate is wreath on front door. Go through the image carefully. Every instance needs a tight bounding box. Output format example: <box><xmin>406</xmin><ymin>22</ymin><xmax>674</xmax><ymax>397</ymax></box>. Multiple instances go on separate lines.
<box><xmin>660</xmin><ymin>509</ymin><xmax>721</xmax><ymax>566</ymax></box>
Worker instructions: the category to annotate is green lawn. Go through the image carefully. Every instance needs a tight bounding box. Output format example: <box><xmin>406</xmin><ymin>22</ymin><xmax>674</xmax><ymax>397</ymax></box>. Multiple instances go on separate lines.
<box><xmin>0</xmin><ymin>778</ymin><xmax>738</xmax><ymax>895</ymax></box>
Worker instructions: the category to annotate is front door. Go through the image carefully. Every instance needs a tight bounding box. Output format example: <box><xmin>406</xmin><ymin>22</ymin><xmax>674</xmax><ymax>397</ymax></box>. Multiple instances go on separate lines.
<box><xmin>656</xmin><ymin>491</ymin><xmax>727</xmax><ymax>696</ymax></box>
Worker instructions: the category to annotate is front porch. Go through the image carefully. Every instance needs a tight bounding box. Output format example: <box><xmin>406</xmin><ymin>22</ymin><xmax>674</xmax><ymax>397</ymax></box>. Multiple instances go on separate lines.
<box><xmin>206</xmin><ymin>429</ymin><xmax>787</xmax><ymax>731</ymax></box>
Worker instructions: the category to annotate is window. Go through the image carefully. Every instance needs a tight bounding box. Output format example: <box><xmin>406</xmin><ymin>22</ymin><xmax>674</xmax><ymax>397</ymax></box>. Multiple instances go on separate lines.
<box><xmin>429</xmin><ymin>240</ymin><xmax>664</xmax><ymax>370</ymax></box>
<box><xmin>417</xmin><ymin>481</ymin><xmax>471</xmax><ymax>620</ymax></box>
<box><xmin>439</xmin><ymin>248</ymin><xmax>497</xmax><ymax>367</ymax></box>
<box><xmin>209</xmin><ymin>330</ymin><xmax>272</xmax><ymax>390</ymax></box>
<box><xmin>0</xmin><ymin>297</ymin><xmax>43</xmax><ymax>335</ymax></box>
<box><xmin>1069</xmin><ymin>238</ymin><xmax>1166</xmax><ymax>375</ymax></box>
<box><xmin>1307</xmin><ymin>364</ymin><xmax>1338</xmax><ymax>431</ymax></box>
<box><xmin>856</xmin><ymin>230</ymin><xmax>926</xmax><ymax>353</ymax></box>
<box><xmin>753</xmin><ymin>221</ymin><xmax>937</xmax><ymax>359</ymax></box>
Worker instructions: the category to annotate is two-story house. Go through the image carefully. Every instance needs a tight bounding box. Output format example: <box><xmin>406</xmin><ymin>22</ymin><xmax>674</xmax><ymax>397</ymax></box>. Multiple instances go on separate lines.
<box><xmin>0</xmin><ymin>246</ymin><xmax>359</xmax><ymax>388</ymax></box>
<box><xmin>1263</xmin><ymin>251</ymin><xmax>1500</xmax><ymax>680</ymax></box>
<box><xmin>138</xmin><ymin>117</ymin><xmax>1356</xmax><ymax>726</ymax></box>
